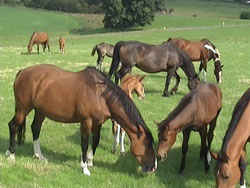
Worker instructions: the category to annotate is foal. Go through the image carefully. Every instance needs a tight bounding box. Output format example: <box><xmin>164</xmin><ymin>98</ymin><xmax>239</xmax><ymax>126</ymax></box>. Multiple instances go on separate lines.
<box><xmin>59</xmin><ymin>37</ymin><xmax>65</xmax><ymax>53</ymax></box>
<box><xmin>112</xmin><ymin>75</ymin><xmax>146</xmax><ymax>155</ymax></box>
<box><xmin>156</xmin><ymin>82</ymin><xmax>222</xmax><ymax>174</ymax></box>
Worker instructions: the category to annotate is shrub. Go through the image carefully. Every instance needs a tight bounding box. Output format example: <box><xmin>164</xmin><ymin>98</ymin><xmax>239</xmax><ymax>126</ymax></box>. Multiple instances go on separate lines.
<box><xmin>240</xmin><ymin>11</ymin><xmax>250</xmax><ymax>19</ymax></box>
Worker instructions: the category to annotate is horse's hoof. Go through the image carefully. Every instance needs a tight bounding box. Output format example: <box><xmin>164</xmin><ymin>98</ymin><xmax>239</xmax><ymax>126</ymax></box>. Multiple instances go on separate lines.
<box><xmin>120</xmin><ymin>152</ymin><xmax>125</xmax><ymax>156</ymax></box>
<box><xmin>6</xmin><ymin>150</ymin><xmax>15</xmax><ymax>162</ymax></box>
<box><xmin>162</xmin><ymin>93</ymin><xmax>170</xmax><ymax>97</ymax></box>
<box><xmin>34</xmin><ymin>153</ymin><xmax>47</xmax><ymax>161</ymax></box>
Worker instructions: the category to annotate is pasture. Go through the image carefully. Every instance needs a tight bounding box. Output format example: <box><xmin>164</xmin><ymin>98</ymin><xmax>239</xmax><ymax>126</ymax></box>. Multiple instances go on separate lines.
<box><xmin>0</xmin><ymin>1</ymin><xmax>250</xmax><ymax>187</ymax></box>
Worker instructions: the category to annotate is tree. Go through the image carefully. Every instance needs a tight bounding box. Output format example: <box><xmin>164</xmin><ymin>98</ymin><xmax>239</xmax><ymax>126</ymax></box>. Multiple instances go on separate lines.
<box><xmin>103</xmin><ymin>0</ymin><xmax>155</xmax><ymax>29</ymax></box>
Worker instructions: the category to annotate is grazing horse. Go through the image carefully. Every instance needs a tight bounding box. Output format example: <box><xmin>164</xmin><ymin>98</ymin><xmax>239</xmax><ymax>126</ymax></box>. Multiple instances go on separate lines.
<box><xmin>112</xmin><ymin>74</ymin><xmax>146</xmax><ymax>155</ymax></box>
<box><xmin>27</xmin><ymin>32</ymin><xmax>50</xmax><ymax>54</ymax></box>
<box><xmin>213</xmin><ymin>88</ymin><xmax>250</xmax><ymax>188</ymax></box>
<box><xmin>167</xmin><ymin>38</ymin><xmax>223</xmax><ymax>83</ymax></box>
<box><xmin>5</xmin><ymin>64</ymin><xmax>156</xmax><ymax>176</ymax></box>
<box><xmin>108</xmin><ymin>41</ymin><xmax>199</xmax><ymax>97</ymax></box>
<box><xmin>91</xmin><ymin>42</ymin><xmax>114</xmax><ymax>71</ymax></box>
<box><xmin>156</xmin><ymin>82</ymin><xmax>222</xmax><ymax>174</ymax></box>
<box><xmin>59</xmin><ymin>37</ymin><xmax>65</xmax><ymax>54</ymax></box>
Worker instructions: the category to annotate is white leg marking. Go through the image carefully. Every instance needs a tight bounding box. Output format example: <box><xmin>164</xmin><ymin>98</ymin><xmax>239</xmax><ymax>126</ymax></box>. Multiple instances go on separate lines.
<box><xmin>240</xmin><ymin>180</ymin><xmax>246</xmax><ymax>188</ymax></box>
<box><xmin>219</xmin><ymin>71</ymin><xmax>222</xmax><ymax>83</ymax></box>
<box><xmin>113</xmin><ymin>124</ymin><xmax>121</xmax><ymax>153</ymax></box>
<box><xmin>80</xmin><ymin>160</ymin><xmax>91</xmax><ymax>176</ymax></box>
<box><xmin>203</xmin><ymin>70</ymin><xmax>207</xmax><ymax>82</ymax></box>
<box><xmin>120</xmin><ymin>130</ymin><xmax>126</xmax><ymax>154</ymax></box>
<box><xmin>33</xmin><ymin>139</ymin><xmax>47</xmax><ymax>160</ymax></box>
<box><xmin>5</xmin><ymin>150</ymin><xmax>15</xmax><ymax>162</ymax></box>
<box><xmin>207</xmin><ymin>151</ymin><xmax>211</xmax><ymax>165</ymax></box>
<box><xmin>87</xmin><ymin>149</ymin><xmax>93</xmax><ymax>167</ymax></box>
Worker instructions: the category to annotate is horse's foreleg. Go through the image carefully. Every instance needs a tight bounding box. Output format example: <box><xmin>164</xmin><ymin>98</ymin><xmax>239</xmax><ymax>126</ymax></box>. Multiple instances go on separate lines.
<box><xmin>120</xmin><ymin>128</ymin><xmax>126</xmax><ymax>155</ymax></box>
<box><xmin>239</xmin><ymin>155</ymin><xmax>247</xmax><ymax>188</ymax></box>
<box><xmin>31</xmin><ymin>110</ymin><xmax>46</xmax><ymax>160</ymax></box>
<box><xmin>163</xmin><ymin>69</ymin><xmax>174</xmax><ymax>97</ymax></box>
<box><xmin>170</xmin><ymin>72</ymin><xmax>180</xmax><ymax>95</ymax></box>
<box><xmin>37</xmin><ymin>44</ymin><xmax>39</xmax><ymax>54</ymax></box>
<box><xmin>178</xmin><ymin>128</ymin><xmax>191</xmax><ymax>174</ymax></box>
<box><xmin>47</xmin><ymin>42</ymin><xmax>50</xmax><ymax>53</ymax></box>
<box><xmin>80</xmin><ymin>121</ymin><xmax>91</xmax><ymax>176</ymax></box>
<box><xmin>200</xmin><ymin>60</ymin><xmax>208</xmax><ymax>82</ymax></box>
<box><xmin>88</xmin><ymin>124</ymin><xmax>101</xmax><ymax>167</ymax></box>
<box><xmin>112</xmin><ymin>120</ymin><xmax>120</xmax><ymax>154</ymax></box>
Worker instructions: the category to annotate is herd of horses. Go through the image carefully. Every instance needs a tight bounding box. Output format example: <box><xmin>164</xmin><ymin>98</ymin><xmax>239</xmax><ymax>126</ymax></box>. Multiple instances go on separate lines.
<box><xmin>5</xmin><ymin>31</ymin><xmax>249</xmax><ymax>188</ymax></box>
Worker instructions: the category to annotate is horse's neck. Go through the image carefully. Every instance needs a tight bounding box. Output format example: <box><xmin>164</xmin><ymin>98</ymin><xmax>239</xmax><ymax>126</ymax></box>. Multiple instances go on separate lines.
<box><xmin>29</xmin><ymin>34</ymin><xmax>36</xmax><ymax>46</ymax></box>
<box><xmin>226</xmin><ymin>104</ymin><xmax>250</xmax><ymax>161</ymax></box>
<box><xmin>181</xmin><ymin>58</ymin><xmax>196</xmax><ymax>79</ymax></box>
<box><xmin>168</xmin><ymin>105</ymin><xmax>194</xmax><ymax>132</ymax></box>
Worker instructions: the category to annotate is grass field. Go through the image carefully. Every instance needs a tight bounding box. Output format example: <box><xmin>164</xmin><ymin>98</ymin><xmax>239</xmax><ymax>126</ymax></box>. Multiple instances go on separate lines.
<box><xmin>0</xmin><ymin>1</ymin><xmax>250</xmax><ymax>187</ymax></box>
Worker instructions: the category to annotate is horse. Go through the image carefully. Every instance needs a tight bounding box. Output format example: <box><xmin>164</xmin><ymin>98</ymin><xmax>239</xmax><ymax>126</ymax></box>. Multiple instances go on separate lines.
<box><xmin>108</xmin><ymin>41</ymin><xmax>199</xmax><ymax>97</ymax></box>
<box><xmin>213</xmin><ymin>88</ymin><xmax>250</xmax><ymax>188</ymax></box>
<box><xmin>112</xmin><ymin>74</ymin><xmax>146</xmax><ymax>155</ymax></box>
<box><xmin>59</xmin><ymin>36</ymin><xmax>65</xmax><ymax>54</ymax></box>
<box><xmin>167</xmin><ymin>38</ymin><xmax>223</xmax><ymax>83</ymax></box>
<box><xmin>155</xmin><ymin>82</ymin><xmax>222</xmax><ymax>174</ymax></box>
<box><xmin>5</xmin><ymin>64</ymin><xmax>156</xmax><ymax>176</ymax></box>
<box><xmin>91</xmin><ymin>42</ymin><xmax>114</xmax><ymax>71</ymax></box>
<box><xmin>27</xmin><ymin>32</ymin><xmax>50</xmax><ymax>54</ymax></box>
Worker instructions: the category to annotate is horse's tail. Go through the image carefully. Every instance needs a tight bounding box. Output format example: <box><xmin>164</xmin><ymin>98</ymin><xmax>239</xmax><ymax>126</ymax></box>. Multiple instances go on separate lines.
<box><xmin>108</xmin><ymin>41</ymin><xmax>125</xmax><ymax>79</ymax></box>
<box><xmin>91</xmin><ymin>45</ymin><xmax>97</xmax><ymax>56</ymax></box>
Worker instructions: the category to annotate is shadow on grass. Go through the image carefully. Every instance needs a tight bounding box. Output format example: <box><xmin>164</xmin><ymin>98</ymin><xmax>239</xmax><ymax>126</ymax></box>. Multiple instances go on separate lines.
<box><xmin>70</xmin><ymin>26</ymin><xmax>143</xmax><ymax>36</ymax></box>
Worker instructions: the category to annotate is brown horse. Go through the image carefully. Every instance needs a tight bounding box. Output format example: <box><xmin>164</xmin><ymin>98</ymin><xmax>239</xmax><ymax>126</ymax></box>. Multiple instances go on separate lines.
<box><xmin>91</xmin><ymin>42</ymin><xmax>114</xmax><ymax>71</ymax></box>
<box><xmin>108</xmin><ymin>41</ymin><xmax>199</xmax><ymax>97</ymax></box>
<box><xmin>27</xmin><ymin>32</ymin><xmax>50</xmax><ymax>54</ymax></box>
<box><xmin>112</xmin><ymin>74</ymin><xmax>146</xmax><ymax>155</ymax></box>
<box><xmin>59</xmin><ymin>36</ymin><xmax>65</xmax><ymax>54</ymax></box>
<box><xmin>167</xmin><ymin>38</ymin><xmax>223</xmax><ymax>83</ymax></box>
<box><xmin>213</xmin><ymin>88</ymin><xmax>250</xmax><ymax>188</ymax></box>
<box><xmin>5</xmin><ymin>64</ymin><xmax>156</xmax><ymax>176</ymax></box>
<box><xmin>156</xmin><ymin>82</ymin><xmax>222</xmax><ymax>174</ymax></box>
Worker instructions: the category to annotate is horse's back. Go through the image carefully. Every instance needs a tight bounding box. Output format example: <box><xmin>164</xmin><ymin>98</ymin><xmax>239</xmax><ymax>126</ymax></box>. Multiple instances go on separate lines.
<box><xmin>14</xmin><ymin>65</ymin><xmax>109</xmax><ymax>122</ymax></box>
<box><xmin>36</xmin><ymin>32</ymin><xmax>49</xmax><ymax>43</ymax></box>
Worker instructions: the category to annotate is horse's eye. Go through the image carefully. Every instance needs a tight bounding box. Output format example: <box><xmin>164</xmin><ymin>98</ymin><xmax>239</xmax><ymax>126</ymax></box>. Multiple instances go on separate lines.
<box><xmin>223</xmin><ymin>175</ymin><xmax>229</xmax><ymax>180</ymax></box>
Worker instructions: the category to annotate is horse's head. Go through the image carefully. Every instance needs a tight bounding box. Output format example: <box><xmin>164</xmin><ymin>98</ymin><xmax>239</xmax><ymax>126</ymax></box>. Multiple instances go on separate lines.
<box><xmin>214</xmin><ymin>153</ymin><xmax>241</xmax><ymax>188</ymax></box>
<box><xmin>188</xmin><ymin>74</ymin><xmax>199</xmax><ymax>90</ymax></box>
<box><xmin>134</xmin><ymin>75</ymin><xmax>146</xmax><ymax>100</ymax></box>
<box><xmin>27</xmin><ymin>45</ymin><xmax>32</xmax><ymax>54</ymax></box>
<box><xmin>155</xmin><ymin>123</ymin><xmax>177</xmax><ymax>161</ymax></box>
<box><xmin>130</xmin><ymin>125</ymin><xmax>157</xmax><ymax>173</ymax></box>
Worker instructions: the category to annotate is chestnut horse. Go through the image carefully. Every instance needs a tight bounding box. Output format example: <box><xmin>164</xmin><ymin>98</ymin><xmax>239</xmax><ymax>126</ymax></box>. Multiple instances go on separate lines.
<box><xmin>91</xmin><ymin>42</ymin><xmax>114</xmax><ymax>71</ymax></box>
<box><xmin>27</xmin><ymin>32</ymin><xmax>50</xmax><ymax>54</ymax></box>
<box><xmin>59</xmin><ymin>37</ymin><xmax>65</xmax><ymax>54</ymax></box>
<box><xmin>213</xmin><ymin>88</ymin><xmax>250</xmax><ymax>188</ymax></box>
<box><xmin>112</xmin><ymin>74</ymin><xmax>146</xmax><ymax>155</ymax></box>
<box><xmin>108</xmin><ymin>41</ymin><xmax>199</xmax><ymax>97</ymax></box>
<box><xmin>167</xmin><ymin>38</ymin><xmax>223</xmax><ymax>83</ymax></box>
<box><xmin>5</xmin><ymin>65</ymin><xmax>156</xmax><ymax>176</ymax></box>
<box><xmin>156</xmin><ymin>82</ymin><xmax>222</xmax><ymax>174</ymax></box>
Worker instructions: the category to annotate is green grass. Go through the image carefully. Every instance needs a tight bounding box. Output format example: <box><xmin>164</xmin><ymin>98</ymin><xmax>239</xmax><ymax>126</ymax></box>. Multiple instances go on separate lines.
<box><xmin>0</xmin><ymin>1</ymin><xmax>250</xmax><ymax>188</ymax></box>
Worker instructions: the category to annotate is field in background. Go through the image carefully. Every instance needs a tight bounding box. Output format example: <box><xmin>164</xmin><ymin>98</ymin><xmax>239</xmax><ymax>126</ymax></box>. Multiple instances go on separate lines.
<box><xmin>0</xmin><ymin>1</ymin><xmax>250</xmax><ymax>187</ymax></box>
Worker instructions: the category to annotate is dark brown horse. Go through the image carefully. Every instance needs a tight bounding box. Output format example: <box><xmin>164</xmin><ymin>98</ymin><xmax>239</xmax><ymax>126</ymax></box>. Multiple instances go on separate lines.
<box><xmin>213</xmin><ymin>88</ymin><xmax>250</xmax><ymax>188</ymax></box>
<box><xmin>91</xmin><ymin>42</ymin><xmax>114</xmax><ymax>71</ymax></box>
<box><xmin>112</xmin><ymin>74</ymin><xmax>146</xmax><ymax>155</ymax></box>
<box><xmin>5</xmin><ymin>65</ymin><xmax>156</xmax><ymax>176</ymax></box>
<box><xmin>156</xmin><ymin>82</ymin><xmax>222</xmax><ymax>174</ymax></box>
<box><xmin>108</xmin><ymin>41</ymin><xmax>199</xmax><ymax>97</ymax></box>
<box><xmin>27</xmin><ymin>32</ymin><xmax>50</xmax><ymax>54</ymax></box>
<box><xmin>59</xmin><ymin>36</ymin><xmax>65</xmax><ymax>54</ymax></box>
<box><xmin>167</xmin><ymin>38</ymin><xmax>223</xmax><ymax>83</ymax></box>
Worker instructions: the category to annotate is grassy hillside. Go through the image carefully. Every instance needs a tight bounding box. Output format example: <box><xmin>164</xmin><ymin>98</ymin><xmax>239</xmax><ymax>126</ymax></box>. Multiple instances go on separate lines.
<box><xmin>0</xmin><ymin>1</ymin><xmax>250</xmax><ymax>188</ymax></box>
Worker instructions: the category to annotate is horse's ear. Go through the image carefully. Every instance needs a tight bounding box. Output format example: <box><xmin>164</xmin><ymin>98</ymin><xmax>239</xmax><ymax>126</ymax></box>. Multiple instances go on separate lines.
<box><xmin>139</xmin><ymin>75</ymin><xmax>146</xmax><ymax>82</ymax></box>
<box><xmin>211</xmin><ymin>152</ymin><xmax>219</xmax><ymax>160</ymax></box>
<box><xmin>153</xmin><ymin>120</ymin><xmax>160</xmax><ymax>126</ymax></box>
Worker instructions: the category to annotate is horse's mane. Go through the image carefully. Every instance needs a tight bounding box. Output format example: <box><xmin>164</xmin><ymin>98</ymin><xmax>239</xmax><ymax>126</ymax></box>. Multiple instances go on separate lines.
<box><xmin>29</xmin><ymin>32</ymin><xmax>36</xmax><ymax>44</ymax></box>
<box><xmin>220</xmin><ymin>88</ymin><xmax>250</xmax><ymax>154</ymax></box>
<box><xmin>158</xmin><ymin>90</ymin><xmax>196</xmax><ymax>131</ymax></box>
<box><xmin>86</xmin><ymin>67</ymin><xmax>153</xmax><ymax>142</ymax></box>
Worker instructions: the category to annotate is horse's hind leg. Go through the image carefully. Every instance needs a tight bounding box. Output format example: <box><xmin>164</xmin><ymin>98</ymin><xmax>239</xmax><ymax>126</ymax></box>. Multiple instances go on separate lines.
<box><xmin>163</xmin><ymin>69</ymin><xmax>175</xmax><ymax>97</ymax></box>
<box><xmin>47</xmin><ymin>42</ymin><xmax>50</xmax><ymax>53</ymax></box>
<box><xmin>31</xmin><ymin>109</ymin><xmax>46</xmax><ymax>160</ymax></box>
<box><xmin>170</xmin><ymin>72</ymin><xmax>180</xmax><ymax>95</ymax></box>
<box><xmin>199</xmin><ymin>126</ymin><xmax>209</xmax><ymax>172</ymax></box>
<box><xmin>115</xmin><ymin>66</ymin><xmax>130</xmax><ymax>84</ymax></box>
<box><xmin>178</xmin><ymin>128</ymin><xmax>191</xmax><ymax>174</ymax></box>
<box><xmin>37</xmin><ymin>44</ymin><xmax>39</xmax><ymax>54</ymax></box>
<box><xmin>112</xmin><ymin>120</ymin><xmax>120</xmax><ymax>154</ymax></box>
<box><xmin>120</xmin><ymin>128</ymin><xmax>126</xmax><ymax>155</ymax></box>
<box><xmin>6</xmin><ymin>111</ymin><xmax>27</xmax><ymax>160</ymax></box>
